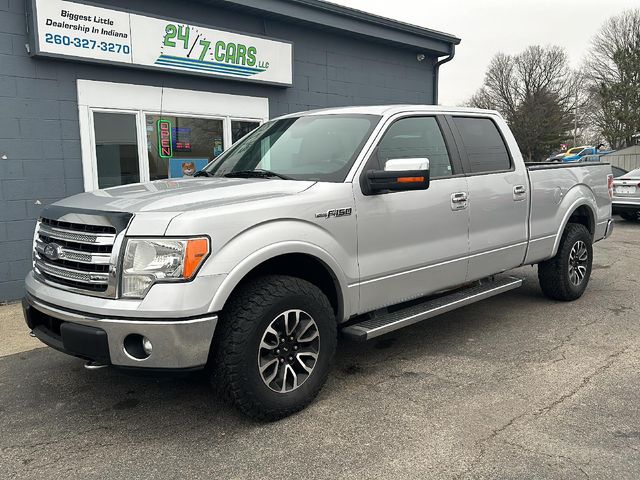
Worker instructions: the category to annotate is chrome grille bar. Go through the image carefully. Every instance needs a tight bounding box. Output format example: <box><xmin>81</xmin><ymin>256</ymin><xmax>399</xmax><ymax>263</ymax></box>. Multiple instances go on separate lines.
<box><xmin>34</xmin><ymin>240</ymin><xmax>111</xmax><ymax>265</ymax></box>
<box><xmin>38</xmin><ymin>224</ymin><xmax>116</xmax><ymax>245</ymax></box>
<box><xmin>35</xmin><ymin>259</ymin><xmax>110</xmax><ymax>285</ymax></box>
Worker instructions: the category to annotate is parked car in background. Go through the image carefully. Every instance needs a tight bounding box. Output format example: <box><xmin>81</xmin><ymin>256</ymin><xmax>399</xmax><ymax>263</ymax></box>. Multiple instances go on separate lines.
<box><xmin>581</xmin><ymin>154</ymin><xmax>601</xmax><ymax>163</ymax></box>
<box><xmin>563</xmin><ymin>147</ymin><xmax>597</xmax><ymax>162</ymax></box>
<box><xmin>546</xmin><ymin>146</ymin><xmax>605</xmax><ymax>163</ymax></box>
<box><xmin>612</xmin><ymin>168</ymin><xmax>640</xmax><ymax>221</ymax></box>
<box><xmin>612</xmin><ymin>165</ymin><xmax>628</xmax><ymax>178</ymax></box>
<box><xmin>565</xmin><ymin>147</ymin><xmax>615</xmax><ymax>163</ymax></box>
<box><xmin>565</xmin><ymin>146</ymin><xmax>591</xmax><ymax>156</ymax></box>
<box><xmin>546</xmin><ymin>152</ymin><xmax>567</xmax><ymax>162</ymax></box>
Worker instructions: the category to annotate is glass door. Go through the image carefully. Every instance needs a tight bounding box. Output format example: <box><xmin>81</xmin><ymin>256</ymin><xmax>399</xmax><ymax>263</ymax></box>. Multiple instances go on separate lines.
<box><xmin>145</xmin><ymin>114</ymin><xmax>225</xmax><ymax>180</ymax></box>
<box><xmin>92</xmin><ymin>112</ymin><xmax>140</xmax><ymax>188</ymax></box>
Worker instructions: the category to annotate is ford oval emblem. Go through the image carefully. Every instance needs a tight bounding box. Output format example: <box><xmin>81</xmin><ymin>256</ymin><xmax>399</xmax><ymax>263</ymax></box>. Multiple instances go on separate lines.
<box><xmin>43</xmin><ymin>243</ymin><xmax>63</xmax><ymax>261</ymax></box>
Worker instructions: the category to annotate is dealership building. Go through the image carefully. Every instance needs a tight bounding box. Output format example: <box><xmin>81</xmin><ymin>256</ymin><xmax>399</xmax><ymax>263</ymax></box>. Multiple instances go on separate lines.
<box><xmin>0</xmin><ymin>0</ymin><xmax>460</xmax><ymax>301</ymax></box>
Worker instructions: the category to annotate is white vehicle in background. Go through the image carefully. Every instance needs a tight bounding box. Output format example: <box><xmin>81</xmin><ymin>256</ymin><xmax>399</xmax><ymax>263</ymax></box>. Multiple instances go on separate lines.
<box><xmin>612</xmin><ymin>168</ymin><xmax>640</xmax><ymax>221</ymax></box>
<box><xmin>611</xmin><ymin>165</ymin><xmax>628</xmax><ymax>178</ymax></box>
<box><xmin>23</xmin><ymin>106</ymin><xmax>613</xmax><ymax>420</ymax></box>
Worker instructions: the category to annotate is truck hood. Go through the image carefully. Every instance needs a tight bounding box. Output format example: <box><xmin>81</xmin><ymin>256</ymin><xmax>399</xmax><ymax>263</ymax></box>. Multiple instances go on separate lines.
<box><xmin>54</xmin><ymin>178</ymin><xmax>316</xmax><ymax>213</ymax></box>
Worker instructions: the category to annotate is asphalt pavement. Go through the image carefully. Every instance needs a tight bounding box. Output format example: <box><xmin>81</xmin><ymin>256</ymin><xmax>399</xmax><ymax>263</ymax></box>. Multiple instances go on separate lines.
<box><xmin>1</xmin><ymin>218</ymin><xmax>639</xmax><ymax>479</ymax></box>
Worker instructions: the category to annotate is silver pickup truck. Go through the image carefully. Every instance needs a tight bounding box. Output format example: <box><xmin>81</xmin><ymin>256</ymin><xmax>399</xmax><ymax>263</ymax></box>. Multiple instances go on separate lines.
<box><xmin>23</xmin><ymin>106</ymin><xmax>614</xmax><ymax>420</ymax></box>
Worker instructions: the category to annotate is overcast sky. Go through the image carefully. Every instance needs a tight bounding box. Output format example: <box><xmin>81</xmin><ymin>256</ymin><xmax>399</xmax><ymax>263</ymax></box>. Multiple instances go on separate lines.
<box><xmin>329</xmin><ymin>0</ymin><xmax>638</xmax><ymax>106</ymax></box>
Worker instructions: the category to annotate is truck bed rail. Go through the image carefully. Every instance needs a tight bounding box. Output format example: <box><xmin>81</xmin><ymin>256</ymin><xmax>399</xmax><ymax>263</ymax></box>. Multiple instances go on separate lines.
<box><xmin>526</xmin><ymin>161</ymin><xmax>610</xmax><ymax>170</ymax></box>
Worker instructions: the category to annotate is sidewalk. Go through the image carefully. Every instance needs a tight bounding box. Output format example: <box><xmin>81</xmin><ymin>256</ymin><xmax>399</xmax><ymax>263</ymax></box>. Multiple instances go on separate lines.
<box><xmin>0</xmin><ymin>302</ymin><xmax>43</xmax><ymax>358</ymax></box>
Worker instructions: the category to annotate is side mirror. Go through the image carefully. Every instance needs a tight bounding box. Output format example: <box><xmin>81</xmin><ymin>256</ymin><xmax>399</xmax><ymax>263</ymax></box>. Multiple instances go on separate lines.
<box><xmin>364</xmin><ymin>158</ymin><xmax>430</xmax><ymax>195</ymax></box>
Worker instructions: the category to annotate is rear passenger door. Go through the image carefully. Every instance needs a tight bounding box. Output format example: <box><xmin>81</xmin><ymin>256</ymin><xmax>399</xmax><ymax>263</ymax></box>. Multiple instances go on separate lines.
<box><xmin>446</xmin><ymin>115</ymin><xmax>529</xmax><ymax>281</ymax></box>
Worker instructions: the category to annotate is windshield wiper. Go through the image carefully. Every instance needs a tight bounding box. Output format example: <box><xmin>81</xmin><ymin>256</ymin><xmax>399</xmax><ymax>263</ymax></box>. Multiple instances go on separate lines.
<box><xmin>223</xmin><ymin>169</ymin><xmax>293</xmax><ymax>180</ymax></box>
<box><xmin>193</xmin><ymin>170</ymin><xmax>213</xmax><ymax>177</ymax></box>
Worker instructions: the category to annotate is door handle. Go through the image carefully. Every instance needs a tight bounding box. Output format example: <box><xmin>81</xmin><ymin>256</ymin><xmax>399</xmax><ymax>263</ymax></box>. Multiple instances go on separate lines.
<box><xmin>513</xmin><ymin>184</ymin><xmax>527</xmax><ymax>201</ymax></box>
<box><xmin>451</xmin><ymin>192</ymin><xmax>468</xmax><ymax>202</ymax></box>
<box><xmin>451</xmin><ymin>192</ymin><xmax>468</xmax><ymax>211</ymax></box>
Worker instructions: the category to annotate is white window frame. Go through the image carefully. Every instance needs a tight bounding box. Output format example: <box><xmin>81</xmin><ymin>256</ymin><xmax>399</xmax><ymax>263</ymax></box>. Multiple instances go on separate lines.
<box><xmin>77</xmin><ymin>79</ymin><xmax>269</xmax><ymax>191</ymax></box>
<box><xmin>229</xmin><ymin>117</ymin><xmax>264</xmax><ymax>144</ymax></box>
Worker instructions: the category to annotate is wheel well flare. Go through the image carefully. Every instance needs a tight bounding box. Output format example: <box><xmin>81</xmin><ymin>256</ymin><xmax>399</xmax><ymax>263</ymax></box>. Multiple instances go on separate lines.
<box><xmin>568</xmin><ymin>205</ymin><xmax>595</xmax><ymax>236</ymax></box>
<box><xmin>234</xmin><ymin>253</ymin><xmax>341</xmax><ymax>318</ymax></box>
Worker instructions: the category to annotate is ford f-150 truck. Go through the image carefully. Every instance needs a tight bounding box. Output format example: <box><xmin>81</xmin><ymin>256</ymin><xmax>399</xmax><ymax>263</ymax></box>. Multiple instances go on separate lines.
<box><xmin>23</xmin><ymin>106</ymin><xmax>614</xmax><ymax>420</ymax></box>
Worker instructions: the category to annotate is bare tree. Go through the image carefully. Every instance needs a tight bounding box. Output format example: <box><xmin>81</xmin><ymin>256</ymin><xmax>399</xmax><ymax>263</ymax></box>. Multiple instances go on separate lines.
<box><xmin>585</xmin><ymin>9</ymin><xmax>640</xmax><ymax>149</ymax></box>
<box><xmin>468</xmin><ymin>46</ymin><xmax>581</xmax><ymax>161</ymax></box>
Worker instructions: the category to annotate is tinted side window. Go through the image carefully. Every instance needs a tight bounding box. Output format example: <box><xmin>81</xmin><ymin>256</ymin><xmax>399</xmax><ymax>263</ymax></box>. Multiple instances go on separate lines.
<box><xmin>375</xmin><ymin>117</ymin><xmax>453</xmax><ymax>178</ymax></box>
<box><xmin>611</xmin><ymin>166</ymin><xmax>626</xmax><ymax>178</ymax></box>
<box><xmin>453</xmin><ymin>117</ymin><xmax>510</xmax><ymax>173</ymax></box>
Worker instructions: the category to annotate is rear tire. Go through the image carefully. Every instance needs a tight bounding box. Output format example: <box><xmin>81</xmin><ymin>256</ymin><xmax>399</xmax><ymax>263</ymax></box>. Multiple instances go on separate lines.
<box><xmin>538</xmin><ymin>223</ymin><xmax>593</xmax><ymax>301</ymax></box>
<box><xmin>620</xmin><ymin>211</ymin><xmax>640</xmax><ymax>222</ymax></box>
<box><xmin>213</xmin><ymin>275</ymin><xmax>337</xmax><ymax>421</ymax></box>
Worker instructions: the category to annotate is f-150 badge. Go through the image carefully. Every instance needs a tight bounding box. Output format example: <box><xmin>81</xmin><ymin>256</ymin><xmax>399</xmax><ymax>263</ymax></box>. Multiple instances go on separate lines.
<box><xmin>315</xmin><ymin>207</ymin><xmax>352</xmax><ymax>219</ymax></box>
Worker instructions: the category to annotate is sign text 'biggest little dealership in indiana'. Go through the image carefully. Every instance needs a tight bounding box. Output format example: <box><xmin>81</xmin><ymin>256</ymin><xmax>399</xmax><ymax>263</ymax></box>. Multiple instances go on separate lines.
<box><xmin>30</xmin><ymin>0</ymin><xmax>293</xmax><ymax>86</ymax></box>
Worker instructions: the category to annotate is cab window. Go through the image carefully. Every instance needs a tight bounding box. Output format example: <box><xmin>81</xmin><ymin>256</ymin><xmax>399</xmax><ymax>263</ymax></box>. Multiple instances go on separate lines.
<box><xmin>372</xmin><ymin>116</ymin><xmax>453</xmax><ymax>178</ymax></box>
<box><xmin>452</xmin><ymin>116</ymin><xmax>511</xmax><ymax>174</ymax></box>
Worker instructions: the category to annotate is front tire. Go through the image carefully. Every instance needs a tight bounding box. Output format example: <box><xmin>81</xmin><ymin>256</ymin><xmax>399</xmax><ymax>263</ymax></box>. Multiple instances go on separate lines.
<box><xmin>214</xmin><ymin>275</ymin><xmax>337</xmax><ymax>421</ymax></box>
<box><xmin>538</xmin><ymin>223</ymin><xmax>593</xmax><ymax>301</ymax></box>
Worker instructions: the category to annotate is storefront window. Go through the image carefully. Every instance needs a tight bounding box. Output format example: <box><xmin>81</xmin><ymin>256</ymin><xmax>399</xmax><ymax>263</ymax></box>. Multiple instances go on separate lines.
<box><xmin>93</xmin><ymin>112</ymin><xmax>140</xmax><ymax>189</ymax></box>
<box><xmin>232</xmin><ymin>120</ymin><xmax>261</xmax><ymax>144</ymax></box>
<box><xmin>78</xmin><ymin>81</ymin><xmax>268</xmax><ymax>190</ymax></box>
<box><xmin>145</xmin><ymin>115</ymin><xmax>224</xmax><ymax>180</ymax></box>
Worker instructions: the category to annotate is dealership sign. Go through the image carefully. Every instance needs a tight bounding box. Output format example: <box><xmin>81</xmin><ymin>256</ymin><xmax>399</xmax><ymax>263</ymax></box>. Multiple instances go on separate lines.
<box><xmin>28</xmin><ymin>0</ymin><xmax>293</xmax><ymax>86</ymax></box>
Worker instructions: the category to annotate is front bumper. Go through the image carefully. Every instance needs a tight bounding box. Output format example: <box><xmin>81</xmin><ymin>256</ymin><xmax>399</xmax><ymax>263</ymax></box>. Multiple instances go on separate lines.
<box><xmin>23</xmin><ymin>294</ymin><xmax>217</xmax><ymax>369</ymax></box>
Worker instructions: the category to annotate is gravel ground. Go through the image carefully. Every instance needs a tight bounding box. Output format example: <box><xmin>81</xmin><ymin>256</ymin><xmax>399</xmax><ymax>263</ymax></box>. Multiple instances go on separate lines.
<box><xmin>1</xmin><ymin>218</ymin><xmax>638</xmax><ymax>479</ymax></box>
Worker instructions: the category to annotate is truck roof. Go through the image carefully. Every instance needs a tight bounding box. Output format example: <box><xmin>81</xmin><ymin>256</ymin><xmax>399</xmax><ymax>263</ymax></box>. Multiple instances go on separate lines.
<box><xmin>277</xmin><ymin>105</ymin><xmax>502</xmax><ymax>119</ymax></box>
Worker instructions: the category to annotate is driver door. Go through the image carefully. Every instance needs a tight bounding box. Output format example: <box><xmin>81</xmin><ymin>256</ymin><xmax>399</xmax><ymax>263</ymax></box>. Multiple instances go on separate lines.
<box><xmin>353</xmin><ymin>115</ymin><xmax>470</xmax><ymax>313</ymax></box>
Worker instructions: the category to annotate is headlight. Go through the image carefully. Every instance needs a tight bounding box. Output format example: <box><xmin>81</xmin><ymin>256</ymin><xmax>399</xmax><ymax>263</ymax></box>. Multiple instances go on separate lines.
<box><xmin>121</xmin><ymin>237</ymin><xmax>209</xmax><ymax>298</ymax></box>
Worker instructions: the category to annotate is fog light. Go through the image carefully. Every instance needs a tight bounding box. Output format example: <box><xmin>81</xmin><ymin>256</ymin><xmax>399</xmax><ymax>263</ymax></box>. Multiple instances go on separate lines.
<box><xmin>123</xmin><ymin>334</ymin><xmax>152</xmax><ymax>360</ymax></box>
<box><xmin>142</xmin><ymin>336</ymin><xmax>153</xmax><ymax>355</ymax></box>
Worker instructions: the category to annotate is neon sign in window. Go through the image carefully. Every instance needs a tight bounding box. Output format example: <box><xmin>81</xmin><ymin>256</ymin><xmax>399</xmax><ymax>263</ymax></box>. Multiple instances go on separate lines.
<box><xmin>157</xmin><ymin>119</ymin><xmax>173</xmax><ymax>158</ymax></box>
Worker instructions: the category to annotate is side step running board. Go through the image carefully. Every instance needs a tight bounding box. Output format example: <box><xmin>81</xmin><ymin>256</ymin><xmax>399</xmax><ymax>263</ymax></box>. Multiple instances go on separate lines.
<box><xmin>342</xmin><ymin>275</ymin><xmax>522</xmax><ymax>341</ymax></box>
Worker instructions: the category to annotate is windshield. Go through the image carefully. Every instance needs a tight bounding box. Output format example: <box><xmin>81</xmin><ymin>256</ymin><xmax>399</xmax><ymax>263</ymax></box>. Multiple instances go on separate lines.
<box><xmin>203</xmin><ymin>114</ymin><xmax>380</xmax><ymax>182</ymax></box>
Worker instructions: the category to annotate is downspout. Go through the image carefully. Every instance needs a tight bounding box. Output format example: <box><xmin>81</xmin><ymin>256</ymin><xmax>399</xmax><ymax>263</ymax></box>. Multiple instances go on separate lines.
<box><xmin>432</xmin><ymin>44</ymin><xmax>455</xmax><ymax>105</ymax></box>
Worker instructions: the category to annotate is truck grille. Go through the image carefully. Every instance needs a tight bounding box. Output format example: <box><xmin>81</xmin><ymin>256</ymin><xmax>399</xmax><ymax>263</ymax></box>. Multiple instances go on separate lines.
<box><xmin>34</xmin><ymin>217</ymin><xmax>117</xmax><ymax>294</ymax></box>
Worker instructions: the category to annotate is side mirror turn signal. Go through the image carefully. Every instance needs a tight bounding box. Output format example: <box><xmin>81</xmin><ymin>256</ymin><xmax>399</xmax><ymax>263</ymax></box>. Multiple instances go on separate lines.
<box><xmin>363</xmin><ymin>158</ymin><xmax>430</xmax><ymax>195</ymax></box>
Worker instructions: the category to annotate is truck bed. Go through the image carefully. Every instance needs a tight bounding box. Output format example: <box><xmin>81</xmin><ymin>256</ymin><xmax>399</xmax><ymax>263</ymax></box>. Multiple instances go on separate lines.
<box><xmin>524</xmin><ymin>161</ymin><xmax>613</xmax><ymax>265</ymax></box>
